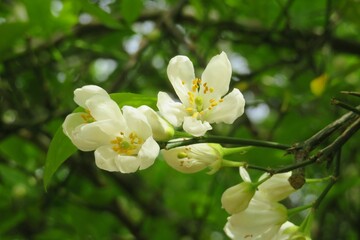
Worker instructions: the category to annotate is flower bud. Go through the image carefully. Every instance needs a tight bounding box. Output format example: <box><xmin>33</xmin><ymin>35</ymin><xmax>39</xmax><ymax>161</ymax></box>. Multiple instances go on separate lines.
<box><xmin>221</xmin><ymin>182</ymin><xmax>256</xmax><ymax>214</ymax></box>
<box><xmin>138</xmin><ymin>105</ymin><xmax>174</xmax><ymax>141</ymax></box>
<box><xmin>161</xmin><ymin>143</ymin><xmax>223</xmax><ymax>173</ymax></box>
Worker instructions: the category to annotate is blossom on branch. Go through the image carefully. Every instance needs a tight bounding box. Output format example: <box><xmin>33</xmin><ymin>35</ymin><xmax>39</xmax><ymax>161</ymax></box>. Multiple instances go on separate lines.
<box><xmin>161</xmin><ymin>143</ymin><xmax>223</xmax><ymax>173</ymax></box>
<box><xmin>257</xmin><ymin>172</ymin><xmax>296</xmax><ymax>202</ymax></box>
<box><xmin>221</xmin><ymin>167</ymin><xmax>256</xmax><ymax>214</ymax></box>
<box><xmin>224</xmin><ymin>195</ymin><xmax>288</xmax><ymax>240</ymax></box>
<box><xmin>157</xmin><ymin>52</ymin><xmax>245</xmax><ymax>136</ymax></box>
<box><xmin>63</xmin><ymin>85</ymin><xmax>123</xmax><ymax>151</ymax></box>
<box><xmin>63</xmin><ymin>85</ymin><xmax>160</xmax><ymax>173</ymax></box>
<box><xmin>138</xmin><ymin>105</ymin><xmax>174</xmax><ymax>141</ymax></box>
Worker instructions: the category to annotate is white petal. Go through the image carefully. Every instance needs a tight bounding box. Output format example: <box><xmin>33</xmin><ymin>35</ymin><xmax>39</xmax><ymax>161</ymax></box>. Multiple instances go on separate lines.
<box><xmin>167</xmin><ymin>55</ymin><xmax>195</xmax><ymax>105</ymax></box>
<box><xmin>183</xmin><ymin>116</ymin><xmax>212</xmax><ymax>137</ymax></box>
<box><xmin>157</xmin><ymin>92</ymin><xmax>187</xmax><ymax>127</ymax></box>
<box><xmin>138</xmin><ymin>105</ymin><xmax>174</xmax><ymax>141</ymax></box>
<box><xmin>161</xmin><ymin>148</ymin><xmax>208</xmax><ymax>173</ymax></box>
<box><xmin>114</xmin><ymin>155</ymin><xmax>141</xmax><ymax>173</ymax></box>
<box><xmin>258</xmin><ymin>172</ymin><xmax>295</xmax><ymax>201</ymax></box>
<box><xmin>86</xmin><ymin>96</ymin><xmax>125</xmax><ymax>124</ymax></box>
<box><xmin>74</xmin><ymin>85</ymin><xmax>109</xmax><ymax>108</ymax></box>
<box><xmin>73</xmin><ymin>121</ymin><xmax>115</xmax><ymax>151</ymax></box>
<box><xmin>239</xmin><ymin>166</ymin><xmax>252</xmax><ymax>182</ymax></box>
<box><xmin>95</xmin><ymin>145</ymin><xmax>119</xmax><ymax>171</ymax></box>
<box><xmin>137</xmin><ymin>137</ymin><xmax>160</xmax><ymax>170</ymax></box>
<box><xmin>224</xmin><ymin>197</ymin><xmax>287</xmax><ymax>239</ymax></box>
<box><xmin>206</xmin><ymin>88</ymin><xmax>245</xmax><ymax>124</ymax></box>
<box><xmin>201</xmin><ymin>52</ymin><xmax>232</xmax><ymax>99</ymax></box>
<box><xmin>63</xmin><ymin>113</ymin><xmax>113</xmax><ymax>151</ymax></box>
<box><xmin>62</xmin><ymin>112</ymin><xmax>86</xmax><ymax>139</ymax></box>
<box><xmin>122</xmin><ymin>106</ymin><xmax>152</xmax><ymax>140</ymax></box>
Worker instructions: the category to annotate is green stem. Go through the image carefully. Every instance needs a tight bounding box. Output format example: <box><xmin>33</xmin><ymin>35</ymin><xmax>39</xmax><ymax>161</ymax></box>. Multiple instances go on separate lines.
<box><xmin>222</xmin><ymin>146</ymin><xmax>252</xmax><ymax>156</ymax></box>
<box><xmin>221</xmin><ymin>159</ymin><xmax>246</xmax><ymax>168</ymax></box>
<box><xmin>313</xmin><ymin>150</ymin><xmax>341</xmax><ymax>210</ymax></box>
<box><xmin>306</xmin><ymin>176</ymin><xmax>332</xmax><ymax>183</ymax></box>
<box><xmin>165</xmin><ymin>135</ymin><xmax>291</xmax><ymax>150</ymax></box>
<box><xmin>287</xmin><ymin>204</ymin><xmax>313</xmax><ymax>217</ymax></box>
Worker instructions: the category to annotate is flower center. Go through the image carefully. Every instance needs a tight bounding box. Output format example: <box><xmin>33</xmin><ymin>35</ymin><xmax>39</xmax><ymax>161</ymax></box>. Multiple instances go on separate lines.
<box><xmin>183</xmin><ymin>78</ymin><xmax>224</xmax><ymax>119</ymax></box>
<box><xmin>111</xmin><ymin>132</ymin><xmax>143</xmax><ymax>155</ymax></box>
<box><xmin>81</xmin><ymin>109</ymin><xmax>95</xmax><ymax>123</ymax></box>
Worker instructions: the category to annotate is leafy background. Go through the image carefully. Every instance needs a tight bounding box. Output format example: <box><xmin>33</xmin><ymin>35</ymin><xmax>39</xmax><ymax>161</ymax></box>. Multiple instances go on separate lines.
<box><xmin>0</xmin><ymin>0</ymin><xmax>359</xmax><ymax>239</ymax></box>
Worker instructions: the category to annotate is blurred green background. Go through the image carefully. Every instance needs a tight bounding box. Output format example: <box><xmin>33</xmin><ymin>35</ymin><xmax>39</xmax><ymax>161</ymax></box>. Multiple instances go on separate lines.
<box><xmin>0</xmin><ymin>0</ymin><xmax>359</xmax><ymax>239</ymax></box>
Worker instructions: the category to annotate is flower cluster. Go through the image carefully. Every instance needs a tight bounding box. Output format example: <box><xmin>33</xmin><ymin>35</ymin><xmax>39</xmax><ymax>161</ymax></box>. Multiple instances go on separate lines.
<box><xmin>62</xmin><ymin>52</ymin><xmax>312</xmax><ymax>239</ymax></box>
<box><xmin>63</xmin><ymin>52</ymin><xmax>245</xmax><ymax>175</ymax></box>
<box><xmin>62</xmin><ymin>85</ymin><xmax>169</xmax><ymax>173</ymax></box>
<box><xmin>221</xmin><ymin>167</ymin><xmax>310</xmax><ymax>239</ymax></box>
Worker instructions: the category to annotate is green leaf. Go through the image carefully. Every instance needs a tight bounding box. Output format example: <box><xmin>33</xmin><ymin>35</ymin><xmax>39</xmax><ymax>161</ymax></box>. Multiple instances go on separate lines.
<box><xmin>43</xmin><ymin>126</ymin><xmax>77</xmax><ymax>190</ymax></box>
<box><xmin>120</xmin><ymin>0</ymin><xmax>143</xmax><ymax>24</ymax></box>
<box><xmin>79</xmin><ymin>0</ymin><xmax>122</xmax><ymax>29</ymax></box>
<box><xmin>110</xmin><ymin>92</ymin><xmax>157</xmax><ymax>108</ymax></box>
<box><xmin>43</xmin><ymin>92</ymin><xmax>156</xmax><ymax>189</ymax></box>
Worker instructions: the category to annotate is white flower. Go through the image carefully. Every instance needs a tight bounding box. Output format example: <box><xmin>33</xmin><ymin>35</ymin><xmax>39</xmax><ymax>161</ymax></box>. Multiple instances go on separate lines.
<box><xmin>221</xmin><ymin>167</ymin><xmax>256</xmax><ymax>214</ymax></box>
<box><xmin>62</xmin><ymin>85</ymin><xmax>160</xmax><ymax>173</ymax></box>
<box><xmin>157</xmin><ymin>52</ymin><xmax>245</xmax><ymax>136</ymax></box>
<box><xmin>63</xmin><ymin>86</ymin><xmax>123</xmax><ymax>151</ymax></box>
<box><xmin>161</xmin><ymin>143</ymin><xmax>223</xmax><ymax>173</ymax></box>
<box><xmin>224</xmin><ymin>195</ymin><xmax>288</xmax><ymax>240</ymax></box>
<box><xmin>137</xmin><ymin>105</ymin><xmax>174</xmax><ymax>141</ymax></box>
<box><xmin>94</xmin><ymin>106</ymin><xmax>160</xmax><ymax>173</ymax></box>
<box><xmin>258</xmin><ymin>172</ymin><xmax>296</xmax><ymax>202</ymax></box>
<box><xmin>272</xmin><ymin>221</ymin><xmax>311</xmax><ymax>240</ymax></box>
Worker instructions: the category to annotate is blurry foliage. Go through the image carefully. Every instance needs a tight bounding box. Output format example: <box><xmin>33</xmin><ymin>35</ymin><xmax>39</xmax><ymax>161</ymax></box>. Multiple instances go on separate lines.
<box><xmin>0</xmin><ymin>0</ymin><xmax>359</xmax><ymax>239</ymax></box>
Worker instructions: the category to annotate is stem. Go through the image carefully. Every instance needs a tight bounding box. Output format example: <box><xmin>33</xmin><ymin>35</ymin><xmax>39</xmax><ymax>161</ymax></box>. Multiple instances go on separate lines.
<box><xmin>165</xmin><ymin>135</ymin><xmax>291</xmax><ymax>150</ymax></box>
<box><xmin>341</xmin><ymin>91</ymin><xmax>360</xmax><ymax>97</ymax></box>
<box><xmin>222</xmin><ymin>146</ymin><xmax>252</xmax><ymax>156</ymax></box>
<box><xmin>300</xmin><ymin>105</ymin><xmax>360</xmax><ymax>153</ymax></box>
<box><xmin>287</xmin><ymin>204</ymin><xmax>313</xmax><ymax>217</ymax></box>
<box><xmin>318</xmin><ymin>117</ymin><xmax>360</xmax><ymax>162</ymax></box>
<box><xmin>273</xmin><ymin>157</ymin><xmax>317</xmax><ymax>174</ymax></box>
<box><xmin>306</xmin><ymin>176</ymin><xmax>333</xmax><ymax>183</ymax></box>
<box><xmin>331</xmin><ymin>99</ymin><xmax>360</xmax><ymax>115</ymax></box>
<box><xmin>313</xmin><ymin>150</ymin><xmax>341</xmax><ymax>210</ymax></box>
<box><xmin>221</xmin><ymin>159</ymin><xmax>246</xmax><ymax>168</ymax></box>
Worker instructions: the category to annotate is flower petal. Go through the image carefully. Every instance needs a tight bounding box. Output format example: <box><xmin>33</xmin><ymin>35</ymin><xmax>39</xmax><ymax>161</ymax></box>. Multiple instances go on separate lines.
<box><xmin>258</xmin><ymin>172</ymin><xmax>295</xmax><ymax>201</ymax></box>
<box><xmin>161</xmin><ymin>147</ymin><xmax>208</xmax><ymax>173</ymax></box>
<box><xmin>114</xmin><ymin>155</ymin><xmax>141</xmax><ymax>173</ymax></box>
<box><xmin>157</xmin><ymin>92</ymin><xmax>187</xmax><ymax>127</ymax></box>
<box><xmin>206</xmin><ymin>88</ymin><xmax>245</xmax><ymax>124</ymax></box>
<box><xmin>167</xmin><ymin>55</ymin><xmax>195</xmax><ymax>105</ymax></box>
<box><xmin>122</xmin><ymin>106</ymin><xmax>152</xmax><ymax>140</ymax></box>
<box><xmin>86</xmin><ymin>96</ymin><xmax>125</xmax><ymax>124</ymax></box>
<box><xmin>201</xmin><ymin>52</ymin><xmax>232</xmax><ymax>100</ymax></box>
<box><xmin>63</xmin><ymin>113</ymin><xmax>114</xmax><ymax>151</ymax></box>
<box><xmin>183</xmin><ymin>116</ymin><xmax>212</xmax><ymax>137</ymax></box>
<box><xmin>137</xmin><ymin>137</ymin><xmax>160</xmax><ymax>170</ymax></box>
<box><xmin>95</xmin><ymin>145</ymin><xmax>118</xmax><ymax>171</ymax></box>
<box><xmin>74</xmin><ymin>85</ymin><xmax>109</xmax><ymax>108</ymax></box>
<box><xmin>239</xmin><ymin>166</ymin><xmax>251</xmax><ymax>182</ymax></box>
<box><xmin>138</xmin><ymin>105</ymin><xmax>174</xmax><ymax>141</ymax></box>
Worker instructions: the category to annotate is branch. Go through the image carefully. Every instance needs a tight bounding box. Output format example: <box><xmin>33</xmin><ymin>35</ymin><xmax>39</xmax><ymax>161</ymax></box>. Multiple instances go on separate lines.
<box><xmin>164</xmin><ymin>135</ymin><xmax>291</xmax><ymax>150</ymax></box>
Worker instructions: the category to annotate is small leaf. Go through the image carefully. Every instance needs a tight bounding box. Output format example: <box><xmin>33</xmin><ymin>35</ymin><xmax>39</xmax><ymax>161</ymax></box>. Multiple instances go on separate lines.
<box><xmin>110</xmin><ymin>92</ymin><xmax>157</xmax><ymax>109</ymax></box>
<box><xmin>120</xmin><ymin>0</ymin><xmax>143</xmax><ymax>24</ymax></box>
<box><xmin>310</xmin><ymin>73</ymin><xmax>328</xmax><ymax>96</ymax></box>
<box><xmin>43</xmin><ymin>126</ymin><xmax>77</xmax><ymax>190</ymax></box>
